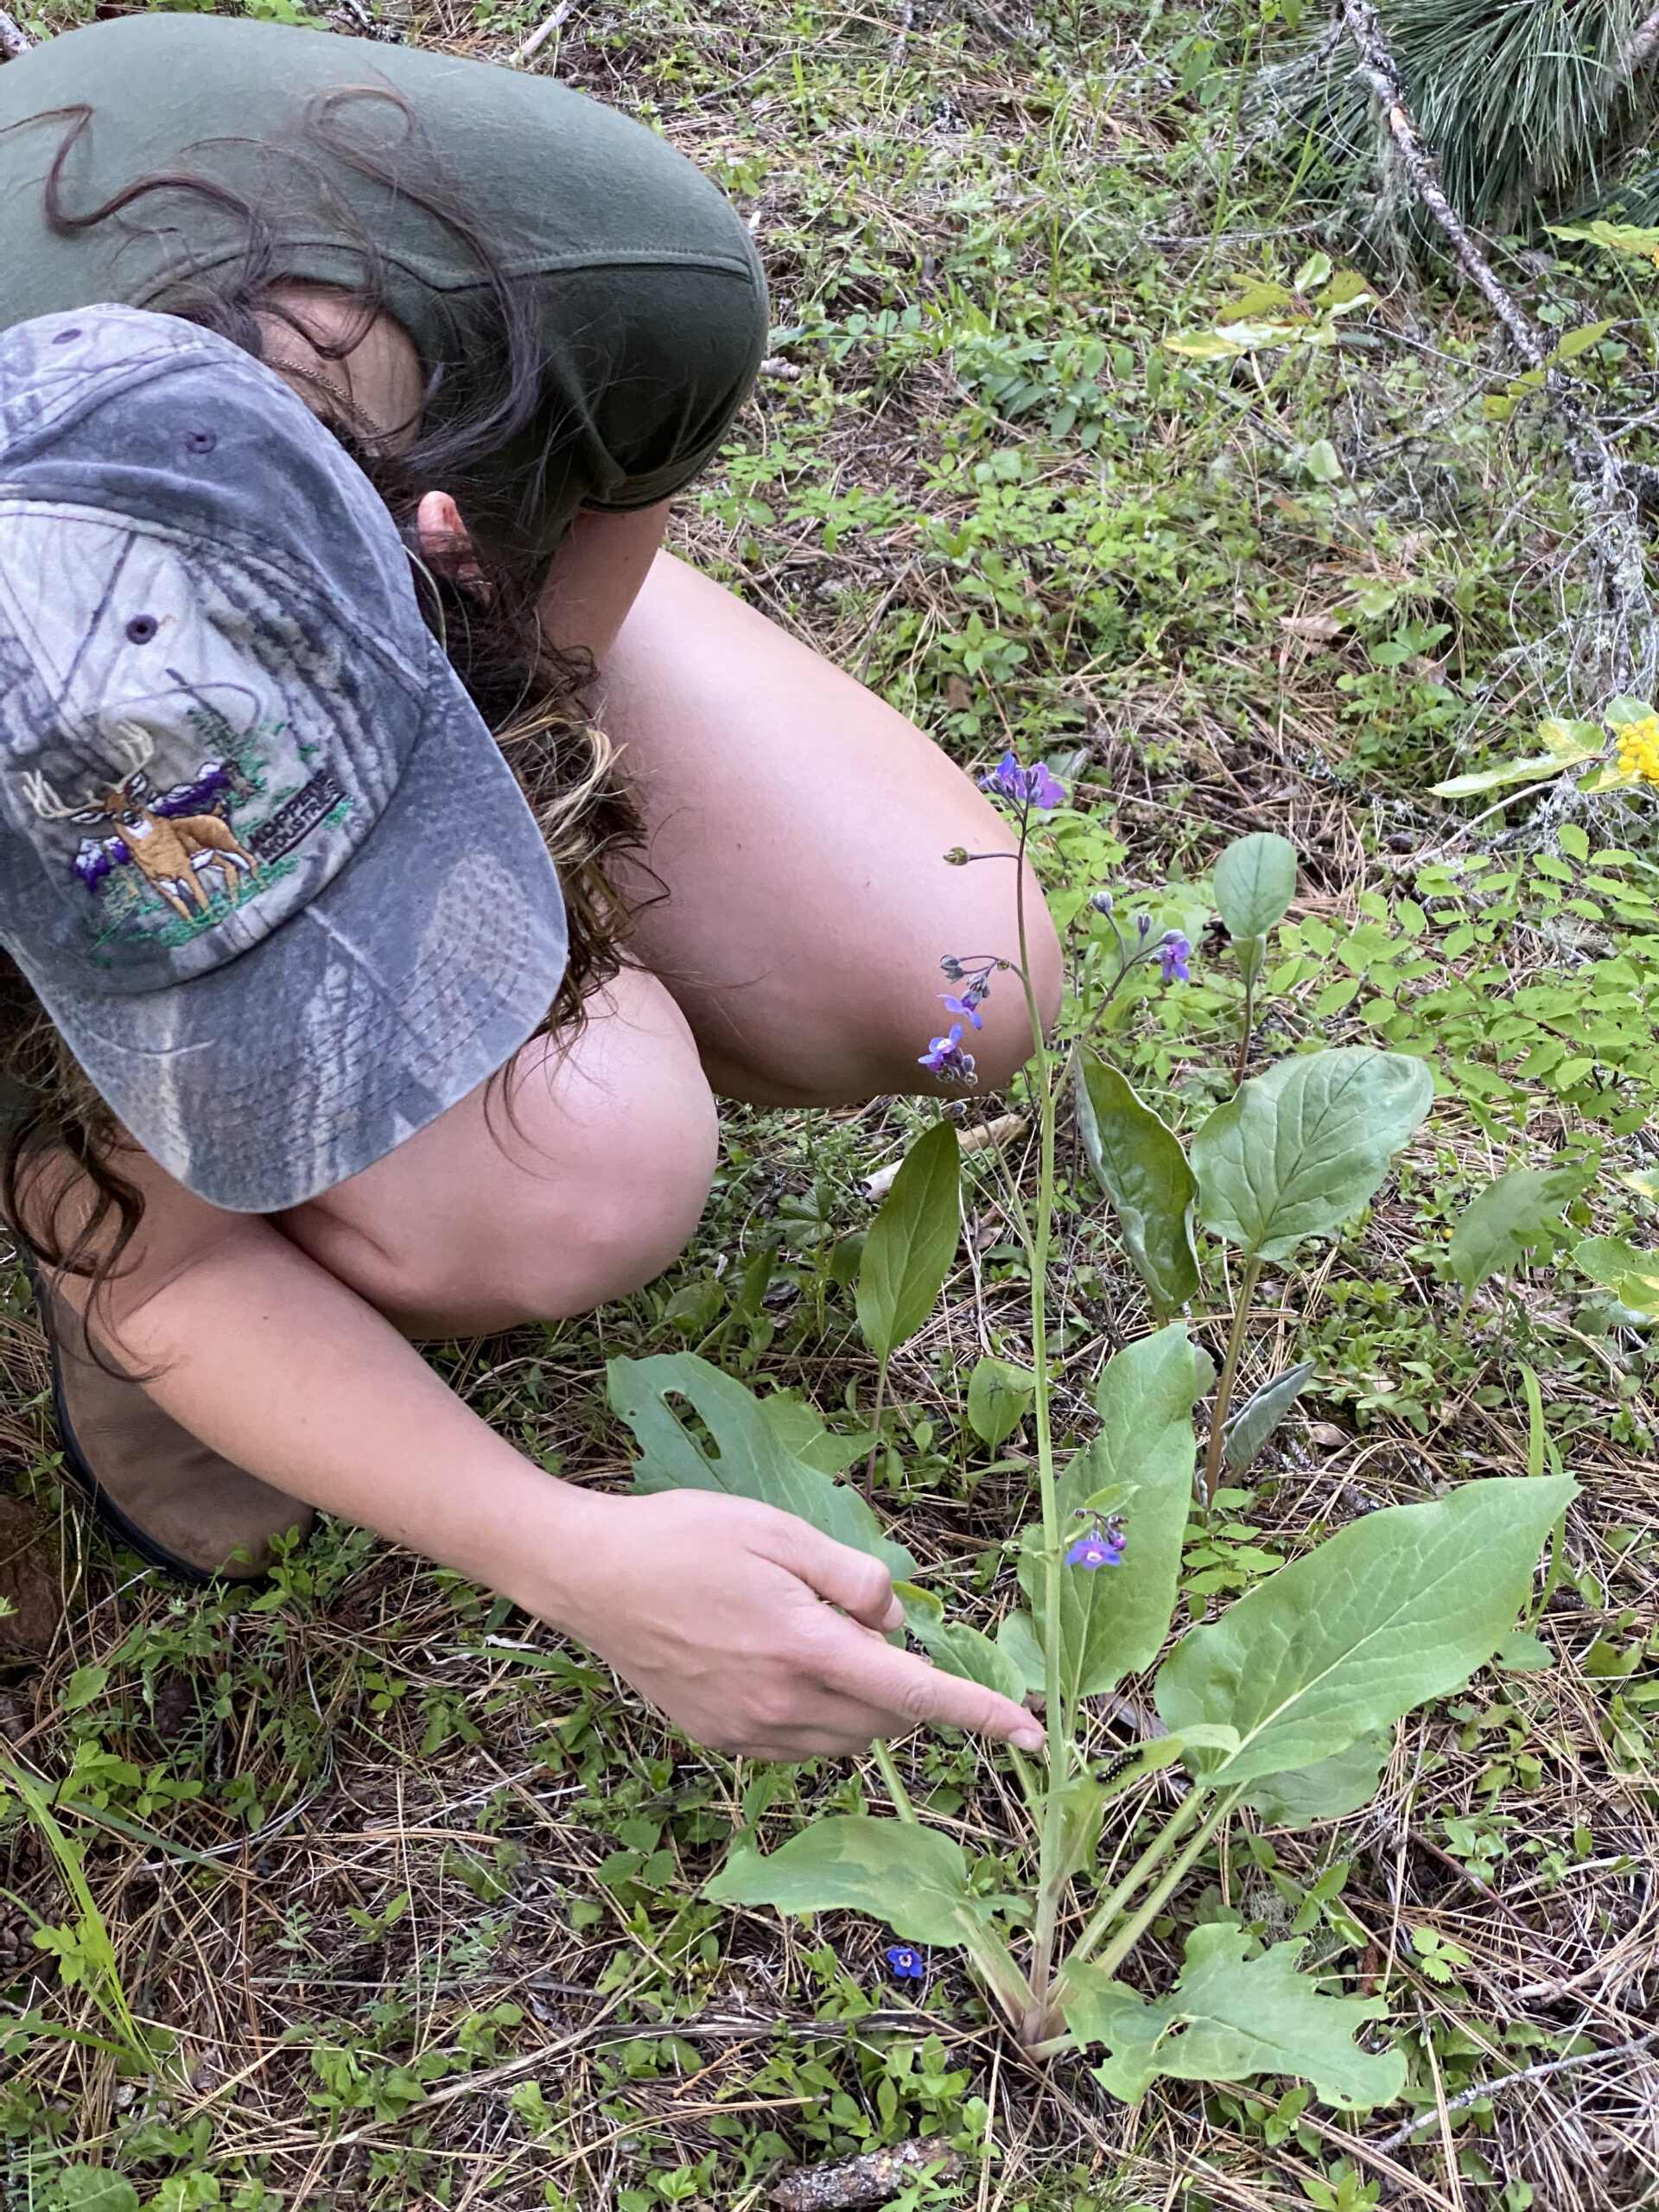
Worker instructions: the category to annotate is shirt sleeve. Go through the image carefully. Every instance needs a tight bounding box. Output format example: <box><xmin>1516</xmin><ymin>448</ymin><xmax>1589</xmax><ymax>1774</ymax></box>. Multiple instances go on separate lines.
<box><xmin>578</xmin><ymin>253</ymin><xmax>769</xmax><ymax>513</ymax></box>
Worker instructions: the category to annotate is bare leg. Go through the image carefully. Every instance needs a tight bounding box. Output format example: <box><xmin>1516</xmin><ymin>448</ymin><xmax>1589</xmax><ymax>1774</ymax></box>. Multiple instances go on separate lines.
<box><xmin>598</xmin><ymin>552</ymin><xmax>1064</xmax><ymax>1108</ymax></box>
<box><xmin>280</xmin><ymin>966</ymin><xmax>719</xmax><ymax>1336</ymax></box>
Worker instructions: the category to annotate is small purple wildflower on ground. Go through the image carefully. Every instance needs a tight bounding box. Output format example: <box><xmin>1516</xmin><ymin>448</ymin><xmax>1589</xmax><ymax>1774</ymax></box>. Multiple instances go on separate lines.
<box><xmin>940</xmin><ymin>993</ymin><xmax>984</xmax><ymax>1030</ymax></box>
<box><xmin>918</xmin><ymin>1024</ymin><xmax>976</xmax><ymax>1086</ymax></box>
<box><xmin>979</xmin><ymin>750</ymin><xmax>1066</xmax><ymax>811</ymax></box>
<box><xmin>1066</xmin><ymin>1531</ymin><xmax>1127</xmax><ymax>1569</ymax></box>
<box><xmin>1160</xmin><ymin>931</ymin><xmax>1192</xmax><ymax>984</ymax></box>
<box><xmin>887</xmin><ymin>1944</ymin><xmax>926</xmax><ymax>1980</ymax></box>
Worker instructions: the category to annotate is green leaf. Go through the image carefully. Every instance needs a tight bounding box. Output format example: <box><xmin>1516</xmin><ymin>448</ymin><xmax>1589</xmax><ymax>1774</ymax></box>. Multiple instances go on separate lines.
<box><xmin>1065</xmin><ymin>1924</ymin><xmax>1405</xmax><ymax>2110</ymax></box>
<box><xmin>1446</xmin><ymin>1166</ymin><xmax>1582</xmax><ymax>1293</ymax></box>
<box><xmin>706</xmin><ymin>1816</ymin><xmax>1001</xmax><ymax>1948</ymax></box>
<box><xmin>1495</xmin><ymin>1632</ymin><xmax>1554</xmax><ymax>1674</ymax></box>
<box><xmin>1574</xmin><ymin>1236</ymin><xmax>1659</xmax><ymax>1315</ymax></box>
<box><xmin>1211</xmin><ymin>832</ymin><xmax>1298</xmax><ymax>941</ymax></box>
<box><xmin>1075</xmin><ymin>1056</ymin><xmax>1199</xmax><ymax>1313</ymax></box>
<box><xmin>1154</xmin><ymin>1475</ymin><xmax>1574</xmax><ymax>1785</ymax></box>
<box><xmin>610</xmin><ymin>1351</ymin><xmax>914</xmax><ymax>1579</ymax></box>
<box><xmin>855</xmin><ymin>1121</ymin><xmax>961</xmax><ymax>1359</ymax></box>
<box><xmin>995</xmin><ymin>1608</ymin><xmax>1046</xmax><ymax>1692</ymax></box>
<box><xmin>44</xmin><ymin>2175</ymin><xmax>142</xmax><ymax>2212</ymax></box>
<box><xmin>965</xmin><ymin>1356</ymin><xmax>1035</xmax><ymax>1448</ymax></box>
<box><xmin>1223</xmin><ymin>1361</ymin><xmax>1315</xmax><ymax>1472</ymax></box>
<box><xmin>1020</xmin><ymin>1327</ymin><xmax>1198</xmax><ymax>1703</ymax></box>
<box><xmin>1191</xmin><ymin>1048</ymin><xmax>1433</xmax><ymax>1262</ymax></box>
<box><xmin>1241</xmin><ymin>1734</ymin><xmax>1390</xmax><ymax>1827</ymax></box>
<box><xmin>760</xmin><ymin>1394</ymin><xmax>874</xmax><ymax>1476</ymax></box>
<box><xmin>898</xmin><ymin>1586</ymin><xmax>1026</xmax><ymax>1700</ymax></box>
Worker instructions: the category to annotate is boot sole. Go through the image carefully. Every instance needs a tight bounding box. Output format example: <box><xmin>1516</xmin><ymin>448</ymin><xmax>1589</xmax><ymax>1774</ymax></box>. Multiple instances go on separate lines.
<box><xmin>20</xmin><ymin>1249</ymin><xmax>248</xmax><ymax>1588</ymax></box>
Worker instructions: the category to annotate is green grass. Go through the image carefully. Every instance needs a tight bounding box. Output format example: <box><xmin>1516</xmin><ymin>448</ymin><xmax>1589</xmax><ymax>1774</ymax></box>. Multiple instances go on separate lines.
<box><xmin>3</xmin><ymin>2</ymin><xmax>1659</xmax><ymax>2208</ymax></box>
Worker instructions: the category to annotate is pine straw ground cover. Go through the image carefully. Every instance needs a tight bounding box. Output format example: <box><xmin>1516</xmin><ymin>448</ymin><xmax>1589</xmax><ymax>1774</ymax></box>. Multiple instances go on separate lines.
<box><xmin>3</xmin><ymin>1</ymin><xmax>1659</xmax><ymax>2208</ymax></box>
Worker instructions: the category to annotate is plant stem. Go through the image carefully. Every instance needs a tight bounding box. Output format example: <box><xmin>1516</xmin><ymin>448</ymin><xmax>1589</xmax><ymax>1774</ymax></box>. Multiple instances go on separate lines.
<box><xmin>871</xmin><ymin>1740</ymin><xmax>918</xmax><ymax>1824</ymax></box>
<box><xmin>1233</xmin><ymin>968</ymin><xmax>1255</xmax><ymax>1087</ymax></box>
<box><xmin>1008</xmin><ymin>818</ymin><xmax>1070</xmax><ymax>2037</ymax></box>
<box><xmin>1007</xmin><ymin>1745</ymin><xmax>1045</xmax><ymax>1820</ymax></box>
<box><xmin>1087</xmin><ymin>1789</ymin><xmax>1239</xmax><ymax>1982</ymax></box>
<box><xmin>861</xmin><ymin>1353</ymin><xmax>890</xmax><ymax>1503</ymax></box>
<box><xmin>1047</xmin><ymin>1789</ymin><xmax>1237</xmax><ymax>2034</ymax></box>
<box><xmin>1200</xmin><ymin>1255</ymin><xmax>1262</xmax><ymax>1505</ymax></box>
<box><xmin>1055</xmin><ymin>1783</ymin><xmax>1208</xmax><ymax>1979</ymax></box>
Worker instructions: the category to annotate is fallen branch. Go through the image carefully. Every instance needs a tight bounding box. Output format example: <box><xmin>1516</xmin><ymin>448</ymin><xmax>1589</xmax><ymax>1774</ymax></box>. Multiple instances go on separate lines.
<box><xmin>506</xmin><ymin>0</ymin><xmax>575</xmax><ymax>70</ymax></box>
<box><xmin>0</xmin><ymin>8</ymin><xmax>32</xmax><ymax>60</ymax></box>
<box><xmin>1371</xmin><ymin>2025</ymin><xmax>1659</xmax><ymax>2156</ymax></box>
<box><xmin>860</xmin><ymin>1111</ymin><xmax>1028</xmax><ymax>1200</ymax></box>
<box><xmin>1336</xmin><ymin>0</ymin><xmax>1651</xmax><ymax>695</ymax></box>
<box><xmin>1623</xmin><ymin>3</ymin><xmax>1659</xmax><ymax>80</ymax></box>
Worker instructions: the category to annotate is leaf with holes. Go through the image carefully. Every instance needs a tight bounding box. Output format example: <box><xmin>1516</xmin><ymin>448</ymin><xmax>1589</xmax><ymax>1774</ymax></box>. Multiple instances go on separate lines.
<box><xmin>611</xmin><ymin>1351</ymin><xmax>913</xmax><ymax>1579</ymax></box>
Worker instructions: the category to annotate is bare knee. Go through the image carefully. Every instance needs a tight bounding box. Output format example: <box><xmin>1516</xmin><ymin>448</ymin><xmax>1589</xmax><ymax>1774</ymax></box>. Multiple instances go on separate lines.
<box><xmin>283</xmin><ymin>977</ymin><xmax>721</xmax><ymax>1334</ymax></box>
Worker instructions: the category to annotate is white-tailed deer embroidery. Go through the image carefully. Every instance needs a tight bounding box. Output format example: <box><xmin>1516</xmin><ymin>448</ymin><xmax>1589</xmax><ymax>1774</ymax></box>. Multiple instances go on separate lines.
<box><xmin>26</xmin><ymin>721</ymin><xmax>258</xmax><ymax>923</ymax></box>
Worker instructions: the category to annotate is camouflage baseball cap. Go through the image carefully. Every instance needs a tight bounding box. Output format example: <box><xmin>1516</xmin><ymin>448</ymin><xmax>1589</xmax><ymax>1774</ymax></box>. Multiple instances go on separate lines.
<box><xmin>0</xmin><ymin>303</ymin><xmax>569</xmax><ymax>1212</ymax></box>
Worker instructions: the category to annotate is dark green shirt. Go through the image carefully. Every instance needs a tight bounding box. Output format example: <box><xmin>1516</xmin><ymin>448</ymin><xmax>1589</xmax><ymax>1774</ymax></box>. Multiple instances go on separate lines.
<box><xmin>0</xmin><ymin>15</ymin><xmax>767</xmax><ymax>575</ymax></box>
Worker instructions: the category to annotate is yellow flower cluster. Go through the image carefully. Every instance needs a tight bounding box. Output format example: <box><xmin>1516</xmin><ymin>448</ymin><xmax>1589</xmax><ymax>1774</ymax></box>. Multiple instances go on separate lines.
<box><xmin>1616</xmin><ymin>712</ymin><xmax>1659</xmax><ymax>785</ymax></box>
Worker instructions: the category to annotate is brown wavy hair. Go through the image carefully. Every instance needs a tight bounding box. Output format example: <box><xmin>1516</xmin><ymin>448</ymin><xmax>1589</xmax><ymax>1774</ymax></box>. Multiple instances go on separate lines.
<box><xmin>2</xmin><ymin>86</ymin><xmax>641</xmax><ymax>1303</ymax></box>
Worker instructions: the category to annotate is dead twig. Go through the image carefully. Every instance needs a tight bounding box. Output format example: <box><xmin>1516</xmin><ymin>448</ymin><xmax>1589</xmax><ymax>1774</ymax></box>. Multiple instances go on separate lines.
<box><xmin>0</xmin><ymin>8</ymin><xmax>32</xmax><ymax>59</ymax></box>
<box><xmin>1336</xmin><ymin>0</ymin><xmax>1653</xmax><ymax>696</ymax></box>
<box><xmin>1370</xmin><ymin>2026</ymin><xmax>1659</xmax><ymax>2155</ymax></box>
<box><xmin>505</xmin><ymin>0</ymin><xmax>575</xmax><ymax>70</ymax></box>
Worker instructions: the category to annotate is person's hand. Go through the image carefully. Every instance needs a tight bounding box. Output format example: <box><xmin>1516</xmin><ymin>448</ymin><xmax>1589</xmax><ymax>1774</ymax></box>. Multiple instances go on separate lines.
<box><xmin>519</xmin><ymin>1487</ymin><xmax>1046</xmax><ymax>1764</ymax></box>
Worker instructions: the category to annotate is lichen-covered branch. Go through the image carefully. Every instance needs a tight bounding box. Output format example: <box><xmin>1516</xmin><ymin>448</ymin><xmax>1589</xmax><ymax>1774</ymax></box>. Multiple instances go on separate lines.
<box><xmin>0</xmin><ymin>10</ymin><xmax>32</xmax><ymax>59</ymax></box>
<box><xmin>1336</xmin><ymin>0</ymin><xmax>1651</xmax><ymax>696</ymax></box>
<box><xmin>1624</xmin><ymin>4</ymin><xmax>1659</xmax><ymax>80</ymax></box>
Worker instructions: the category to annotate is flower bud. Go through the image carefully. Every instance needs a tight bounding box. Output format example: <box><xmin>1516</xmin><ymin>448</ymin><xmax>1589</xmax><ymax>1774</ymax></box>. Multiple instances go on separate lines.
<box><xmin>1089</xmin><ymin>889</ymin><xmax>1115</xmax><ymax>914</ymax></box>
<box><xmin>944</xmin><ymin>847</ymin><xmax>969</xmax><ymax>867</ymax></box>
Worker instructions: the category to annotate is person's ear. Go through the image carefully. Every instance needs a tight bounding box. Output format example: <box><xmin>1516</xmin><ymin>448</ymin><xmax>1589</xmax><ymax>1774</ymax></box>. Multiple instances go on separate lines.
<box><xmin>414</xmin><ymin>490</ymin><xmax>487</xmax><ymax>593</ymax></box>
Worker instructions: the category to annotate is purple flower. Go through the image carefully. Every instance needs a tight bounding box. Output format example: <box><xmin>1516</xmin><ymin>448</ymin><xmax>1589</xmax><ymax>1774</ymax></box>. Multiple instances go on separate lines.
<box><xmin>940</xmin><ymin>993</ymin><xmax>983</xmax><ymax>1031</ymax></box>
<box><xmin>1160</xmin><ymin>931</ymin><xmax>1192</xmax><ymax>985</ymax></box>
<box><xmin>978</xmin><ymin>751</ymin><xmax>1066</xmax><ymax>812</ymax></box>
<box><xmin>918</xmin><ymin>1025</ymin><xmax>976</xmax><ymax>1086</ymax></box>
<box><xmin>886</xmin><ymin>1944</ymin><xmax>925</xmax><ymax>1980</ymax></box>
<box><xmin>1066</xmin><ymin>1532</ymin><xmax>1126</xmax><ymax>1570</ymax></box>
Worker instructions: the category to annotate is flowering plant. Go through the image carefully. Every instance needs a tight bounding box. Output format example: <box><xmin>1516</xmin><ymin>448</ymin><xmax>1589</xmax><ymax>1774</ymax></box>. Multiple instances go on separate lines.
<box><xmin>609</xmin><ymin>758</ymin><xmax>1573</xmax><ymax>2103</ymax></box>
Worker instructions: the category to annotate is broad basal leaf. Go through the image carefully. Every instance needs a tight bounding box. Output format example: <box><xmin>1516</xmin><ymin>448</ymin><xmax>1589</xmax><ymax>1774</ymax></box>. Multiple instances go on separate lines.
<box><xmin>1574</xmin><ymin>1236</ymin><xmax>1659</xmax><ymax>1318</ymax></box>
<box><xmin>1211</xmin><ymin>831</ymin><xmax>1297</xmax><ymax>942</ymax></box>
<box><xmin>1075</xmin><ymin>1057</ymin><xmax>1199</xmax><ymax>1313</ymax></box>
<box><xmin>1154</xmin><ymin>1475</ymin><xmax>1574</xmax><ymax>1785</ymax></box>
<box><xmin>899</xmin><ymin>1586</ymin><xmax>1026</xmax><ymax>1702</ymax></box>
<box><xmin>760</xmin><ymin>1393</ymin><xmax>874</xmax><ymax>1476</ymax></box>
<box><xmin>1446</xmin><ymin>1166</ymin><xmax>1582</xmax><ymax>1293</ymax></box>
<box><xmin>1192</xmin><ymin>1048</ymin><xmax>1433</xmax><ymax>1262</ymax></box>
<box><xmin>965</xmin><ymin>1356</ymin><xmax>1035</xmax><ymax>1448</ymax></box>
<box><xmin>1431</xmin><ymin>717</ymin><xmax>1602</xmax><ymax>798</ymax></box>
<box><xmin>1020</xmin><ymin>1327</ymin><xmax>1198</xmax><ymax>1704</ymax></box>
<box><xmin>1223</xmin><ymin>1361</ymin><xmax>1315</xmax><ymax>1472</ymax></box>
<box><xmin>856</xmin><ymin>1120</ymin><xmax>961</xmax><ymax>1359</ymax></box>
<box><xmin>1065</xmin><ymin>1924</ymin><xmax>1405</xmax><ymax>2109</ymax></box>
<box><xmin>1242</xmin><ymin>1733</ymin><xmax>1390</xmax><ymax>1828</ymax></box>
<box><xmin>611</xmin><ymin>1352</ymin><xmax>914</xmax><ymax>1579</ymax></box>
<box><xmin>706</xmin><ymin>1816</ymin><xmax>1002</xmax><ymax>1948</ymax></box>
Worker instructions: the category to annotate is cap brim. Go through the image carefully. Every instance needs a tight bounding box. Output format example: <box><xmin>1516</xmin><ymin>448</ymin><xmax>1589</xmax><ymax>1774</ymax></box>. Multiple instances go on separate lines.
<box><xmin>23</xmin><ymin>666</ymin><xmax>569</xmax><ymax>1213</ymax></box>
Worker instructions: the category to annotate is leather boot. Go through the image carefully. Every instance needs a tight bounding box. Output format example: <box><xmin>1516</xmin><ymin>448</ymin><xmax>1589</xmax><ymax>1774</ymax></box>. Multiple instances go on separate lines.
<box><xmin>26</xmin><ymin>1259</ymin><xmax>315</xmax><ymax>1584</ymax></box>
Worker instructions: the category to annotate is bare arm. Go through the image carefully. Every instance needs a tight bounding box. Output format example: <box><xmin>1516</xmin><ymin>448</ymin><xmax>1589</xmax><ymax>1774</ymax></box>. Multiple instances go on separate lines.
<box><xmin>536</xmin><ymin>502</ymin><xmax>671</xmax><ymax>663</ymax></box>
<box><xmin>42</xmin><ymin>1155</ymin><xmax>1041</xmax><ymax>1763</ymax></box>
